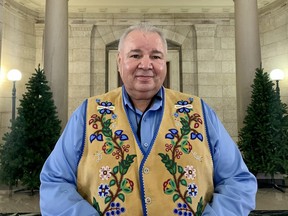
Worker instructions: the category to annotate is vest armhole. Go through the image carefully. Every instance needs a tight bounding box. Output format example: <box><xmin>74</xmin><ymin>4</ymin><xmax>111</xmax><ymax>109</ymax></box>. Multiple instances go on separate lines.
<box><xmin>77</xmin><ymin>99</ymin><xmax>88</xmax><ymax>167</ymax></box>
<box><xmin>201</xmin><ymin>99</ymin><xmax>214</xmax><ymax>163</ymax></box>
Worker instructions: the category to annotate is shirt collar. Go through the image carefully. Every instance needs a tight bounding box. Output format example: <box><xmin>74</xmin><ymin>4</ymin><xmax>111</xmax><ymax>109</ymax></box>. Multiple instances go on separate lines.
<box><xmin>122</xmin><ymin>86</ymin><xmax>163</xmax><ymax>111</ymax></box>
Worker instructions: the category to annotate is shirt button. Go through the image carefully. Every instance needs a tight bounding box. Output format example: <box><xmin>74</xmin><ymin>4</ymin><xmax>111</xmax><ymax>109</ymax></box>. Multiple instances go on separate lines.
<box><xmin>144</xmin><ymin>143</ymin><xmax>149</xmax><ymax>148</ymax></box>
<box><xmin>145</xmin><ymin>197</ymin><xmax>152</xmax><ymax>204</ymax></box>
<box><xmin>143</xmin><ymin>167</ymin><xmax>149</xmax><ymax>174</ymax></box>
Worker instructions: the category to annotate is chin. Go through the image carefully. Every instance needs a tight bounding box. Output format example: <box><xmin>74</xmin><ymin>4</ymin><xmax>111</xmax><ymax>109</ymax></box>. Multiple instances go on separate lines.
<box><xmin>138</xmin><ymin>87</ymin><xmax>161</xmax><ymax>97</ymax></box>
<box><xmin>136</xmin><ymin>86</ymin><xmax>158</xmax><ymax>92</ymax></box>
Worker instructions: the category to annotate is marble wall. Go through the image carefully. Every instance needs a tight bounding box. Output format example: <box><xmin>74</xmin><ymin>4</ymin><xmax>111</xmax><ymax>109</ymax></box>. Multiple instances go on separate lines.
<box><xmin>260</xmin><ymin>2</ymin><xmax>288</xmax><ymax>104</ymax></box>
<box><xmin>0</xmin><ymin>1</ymin><xmax>287</xmax><ymax>142</ymax></box>
<box><xmin>64</xmin><ymin>17</ymin><xmax>238</xmax><ymax>139</ymax></box>
<box><xmin>0</xmin><ymin>5</ymin><xmax>36</xmax><ymax>139</ymax></box>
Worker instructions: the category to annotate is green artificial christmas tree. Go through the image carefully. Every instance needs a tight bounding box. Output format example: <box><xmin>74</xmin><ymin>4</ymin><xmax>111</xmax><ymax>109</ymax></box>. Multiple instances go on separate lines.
<box><xmin>0</xmin><ymin>65</ymin><xmax>61</xmax><ymax>194</ymax></box>
<box><xmin>0</xmin><ymin>118</ymin><xmax>25</xmax><ymax>191</ymax></box>
<box><xmin>282</xmin><ymin>114</ymin><xmax>288</xmax><ymax>175</ymax></box>
<box><xmin>238</xmin><ymin>67</ymin><xmax>288</xmax><ymax>182</ymax></box>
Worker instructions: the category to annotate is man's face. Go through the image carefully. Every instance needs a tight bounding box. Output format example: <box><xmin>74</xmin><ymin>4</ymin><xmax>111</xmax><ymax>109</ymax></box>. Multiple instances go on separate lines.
<box><xmin>117</xmin><ymin>30</ymin><xmax>167</xmax><ymax>100</ymax></box>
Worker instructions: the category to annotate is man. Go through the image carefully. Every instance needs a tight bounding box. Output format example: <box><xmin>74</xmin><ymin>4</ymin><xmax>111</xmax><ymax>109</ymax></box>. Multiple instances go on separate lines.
<box><xmin>40</xmin><ymin>23</ymin><xmax>257</xmax><ymax>216</ymax></box>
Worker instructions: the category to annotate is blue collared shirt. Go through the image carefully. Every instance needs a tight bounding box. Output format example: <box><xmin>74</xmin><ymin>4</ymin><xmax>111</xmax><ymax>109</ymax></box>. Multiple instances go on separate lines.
<box><xmin>40</xmin><ymin>87</ymin><xmax>257</xmax><ymax>216</ymax></box>
<box><xmin>122</xmin><ymin>86</ymin><xmax>163</xmax><ymax>153</ymax></box>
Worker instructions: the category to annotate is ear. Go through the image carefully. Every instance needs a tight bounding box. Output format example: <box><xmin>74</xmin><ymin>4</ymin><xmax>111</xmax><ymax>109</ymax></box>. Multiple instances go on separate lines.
<box><xmin>117</xmin><ymin>52</ymin><xmax>121</xmax><ymax>72</ymax></box>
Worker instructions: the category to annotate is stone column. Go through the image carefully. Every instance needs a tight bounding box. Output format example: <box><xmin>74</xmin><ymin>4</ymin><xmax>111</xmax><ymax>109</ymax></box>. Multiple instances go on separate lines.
<box><xmin>234</xmin><ymin>0</ymin><xmax>261</xmax><ymax>130</ymax></box>
<box><xmin>44</xmin><ymin>0</ymin><xmax>68</xmax><ymax>127</ymax></box>
<box><xmin>0</xmin><ymin>0</ymin><xmax>3</xmax><ymax>64</ymax></box>
<box><xmin>35</xmin><ymin>23</ymin><xmax>45</xmax><ymax>67</ymax></box>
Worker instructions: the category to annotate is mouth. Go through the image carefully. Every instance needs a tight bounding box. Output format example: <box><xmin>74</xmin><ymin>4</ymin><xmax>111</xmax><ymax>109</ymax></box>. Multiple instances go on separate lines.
<box><xmin>135</xmin><ymin>75</ymin><xmax>153</xmax><ymax>82</ymax></box>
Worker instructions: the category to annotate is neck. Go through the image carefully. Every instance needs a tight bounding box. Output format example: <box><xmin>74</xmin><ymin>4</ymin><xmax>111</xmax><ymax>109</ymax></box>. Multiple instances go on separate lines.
<box><xmin>130</xmin><ymin>98</ymin><xmax>153</xmax><ymax>112</ymax></box>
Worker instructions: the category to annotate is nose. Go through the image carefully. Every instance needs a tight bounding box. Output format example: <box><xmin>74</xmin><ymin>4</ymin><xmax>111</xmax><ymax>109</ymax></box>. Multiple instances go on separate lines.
<box><xmin>138</xmin><ymin>56</ymin><xmax>153</xmax><ymax>70</ymax></box>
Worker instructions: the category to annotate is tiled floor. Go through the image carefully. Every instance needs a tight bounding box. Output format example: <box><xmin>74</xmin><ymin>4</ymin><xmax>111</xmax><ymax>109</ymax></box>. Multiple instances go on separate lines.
<box><xmin>0</xmin><ymin>190</ymin><xmax>39</xmax><ymax>213</ymax></box>
<box><xmin>255</xmin><ymin>187</ymin><xmax>288</xmax><ymax>211</ymax></box>
<box><xmin>0</xmin><ymin>187</ymin><xmax>287</xmax><ymax>214</ymax></box>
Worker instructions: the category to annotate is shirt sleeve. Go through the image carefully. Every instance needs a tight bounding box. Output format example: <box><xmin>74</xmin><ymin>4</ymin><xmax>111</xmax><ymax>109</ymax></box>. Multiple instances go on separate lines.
<box><xmin>40</xmin><ymin>100</ymin><xmax>99</xmax><ymax>216</ymax></box>
<box><xmin>201</xmin><ymin>100</ymin><xmax>258</xmax><ymax>216</ymax></box>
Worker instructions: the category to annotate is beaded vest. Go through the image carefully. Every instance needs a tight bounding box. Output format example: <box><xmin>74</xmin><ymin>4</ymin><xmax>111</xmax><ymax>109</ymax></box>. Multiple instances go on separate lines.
<box><xmin>77</xmin><ymin>87</ymin><xmax>214</xmax><ymax>216</ymax></box>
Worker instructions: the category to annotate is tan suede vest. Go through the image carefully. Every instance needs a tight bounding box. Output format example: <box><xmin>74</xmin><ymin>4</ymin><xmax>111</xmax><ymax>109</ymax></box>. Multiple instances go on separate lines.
<box><xmin>77</xmin><ymin>87</ymin><xmax>213</xmax><ymax>216</ymax></box>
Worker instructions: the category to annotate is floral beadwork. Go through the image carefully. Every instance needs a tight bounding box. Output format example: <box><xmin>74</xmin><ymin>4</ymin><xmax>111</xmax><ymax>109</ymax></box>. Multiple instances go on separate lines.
<box><xmin>99</xmin><ymin>166</ymin><xmax>112</xmax><ymax>180</ymax></box>
<box><xmin>159</xmin><ymin>98</ymin><xmax>204</xmax><ymax>216</ymax></box>
<box><xmin>105</xmin><ymin>202</ymin><xmax>125</xmax><ymax>216</ymax></box>
<box><xmin>98</xmin><ymin>184</ymin><xmax>110</xmax><ymax>197</ymax></box>
<box><xmin>184</xmin><ymin>165</ymin><xmax>196</xmax><ymax>180</ymax></box>
<box><xmin>187</xmin><ymin>183</ymin><xmax>198</xmax><ymax>197</ymax></box>
<box><xmin>173</xmin><ymin>203</ymin><xmax>192</xmax><ymax>216</ymax></box>
<box><xmin>89</xmin><ymin>99</ymin><xmax>136</xmax><ymax>216</ymax></box>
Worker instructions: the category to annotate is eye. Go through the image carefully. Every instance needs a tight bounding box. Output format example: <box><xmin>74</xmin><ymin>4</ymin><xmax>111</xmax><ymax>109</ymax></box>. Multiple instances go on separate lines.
<box><xmin>151</xmin><ymin>55</ymin><xmax>162</xmax><ymax>60</ymax></box>
<box><xmin>130</xmin><ymin>54</ymin><xmax>141</xmax><ymax>59</ymax></box>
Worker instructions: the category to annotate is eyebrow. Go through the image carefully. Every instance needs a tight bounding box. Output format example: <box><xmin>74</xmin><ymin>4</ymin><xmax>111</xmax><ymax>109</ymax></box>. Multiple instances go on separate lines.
<box><xmin>128</xmin><ymin>49</ymin><xmax>142</xmax><ymax>53</ymax></box>
<box><xmin>128</xmin><ymin>49</ymin><xmax>164</xmax><ymax>56</ymax></box>
<box><xmin>151</xmin><ymin>50</ymin><xmax>164</xmax><ymax>56</ymax></box>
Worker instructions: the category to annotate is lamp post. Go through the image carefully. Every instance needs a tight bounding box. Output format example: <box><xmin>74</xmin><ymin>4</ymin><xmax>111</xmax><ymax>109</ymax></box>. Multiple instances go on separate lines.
<box><xmin>270</xmin><ymin>69</ymin><xmax>285</xmax><ymax>96</ymax></box>
<box><xmin>7</xmin><ymin>69</ymin><xmax>22</xmax><ymax>122</ymax></box>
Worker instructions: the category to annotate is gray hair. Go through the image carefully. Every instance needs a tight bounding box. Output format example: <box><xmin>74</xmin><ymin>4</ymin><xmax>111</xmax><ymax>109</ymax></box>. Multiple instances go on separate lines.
<box><xmin>118</xmin><ymin>22</ymin><xmax>168</xmax><ymax>54</ymax></box>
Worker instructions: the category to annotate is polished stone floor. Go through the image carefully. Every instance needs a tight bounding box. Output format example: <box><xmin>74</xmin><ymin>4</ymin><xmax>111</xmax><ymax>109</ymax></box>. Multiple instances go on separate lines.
<box><xmin>256</xmin><ymin>187</ymin><xmax>288</xmax><ymax>211</ymax></box>
<box><xmin>0</xmin><ymin>186</ymin><xmax>287</xmax><ymax>215</ymax></box>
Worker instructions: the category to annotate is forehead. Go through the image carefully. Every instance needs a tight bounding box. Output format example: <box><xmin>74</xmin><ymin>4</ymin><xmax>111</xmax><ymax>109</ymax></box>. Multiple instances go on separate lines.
<box><xmin>122</xmin><ymin>30</ymin><xmax>165</xmax><ymax>52</ymax></box>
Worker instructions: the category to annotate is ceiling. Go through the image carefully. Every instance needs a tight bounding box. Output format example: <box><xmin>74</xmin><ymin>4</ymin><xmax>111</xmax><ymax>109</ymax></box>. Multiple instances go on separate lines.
<box><xmin>10</xmin><ymin>0</ymin><xmax>280</xmax><ymax>14</ymax></box>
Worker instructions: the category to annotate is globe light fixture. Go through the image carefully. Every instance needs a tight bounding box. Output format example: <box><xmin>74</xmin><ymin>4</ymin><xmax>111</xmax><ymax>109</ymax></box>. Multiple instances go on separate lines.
<box><xmin>270</xmin><ymin>69</ymin><xmax>284</xmax><ymax>96</ymax></box>
<box><xmin>7</xmin><ymin>69</ymin><xmax>22</xmax><ymax>122</ymax></box>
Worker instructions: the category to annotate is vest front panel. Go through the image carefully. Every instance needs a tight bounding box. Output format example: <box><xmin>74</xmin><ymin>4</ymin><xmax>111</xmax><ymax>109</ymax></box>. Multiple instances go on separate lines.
<box><xmin>77</xmin><ymin>87</ymin><xmax>214</xmax><ymax>216</ymax></box>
